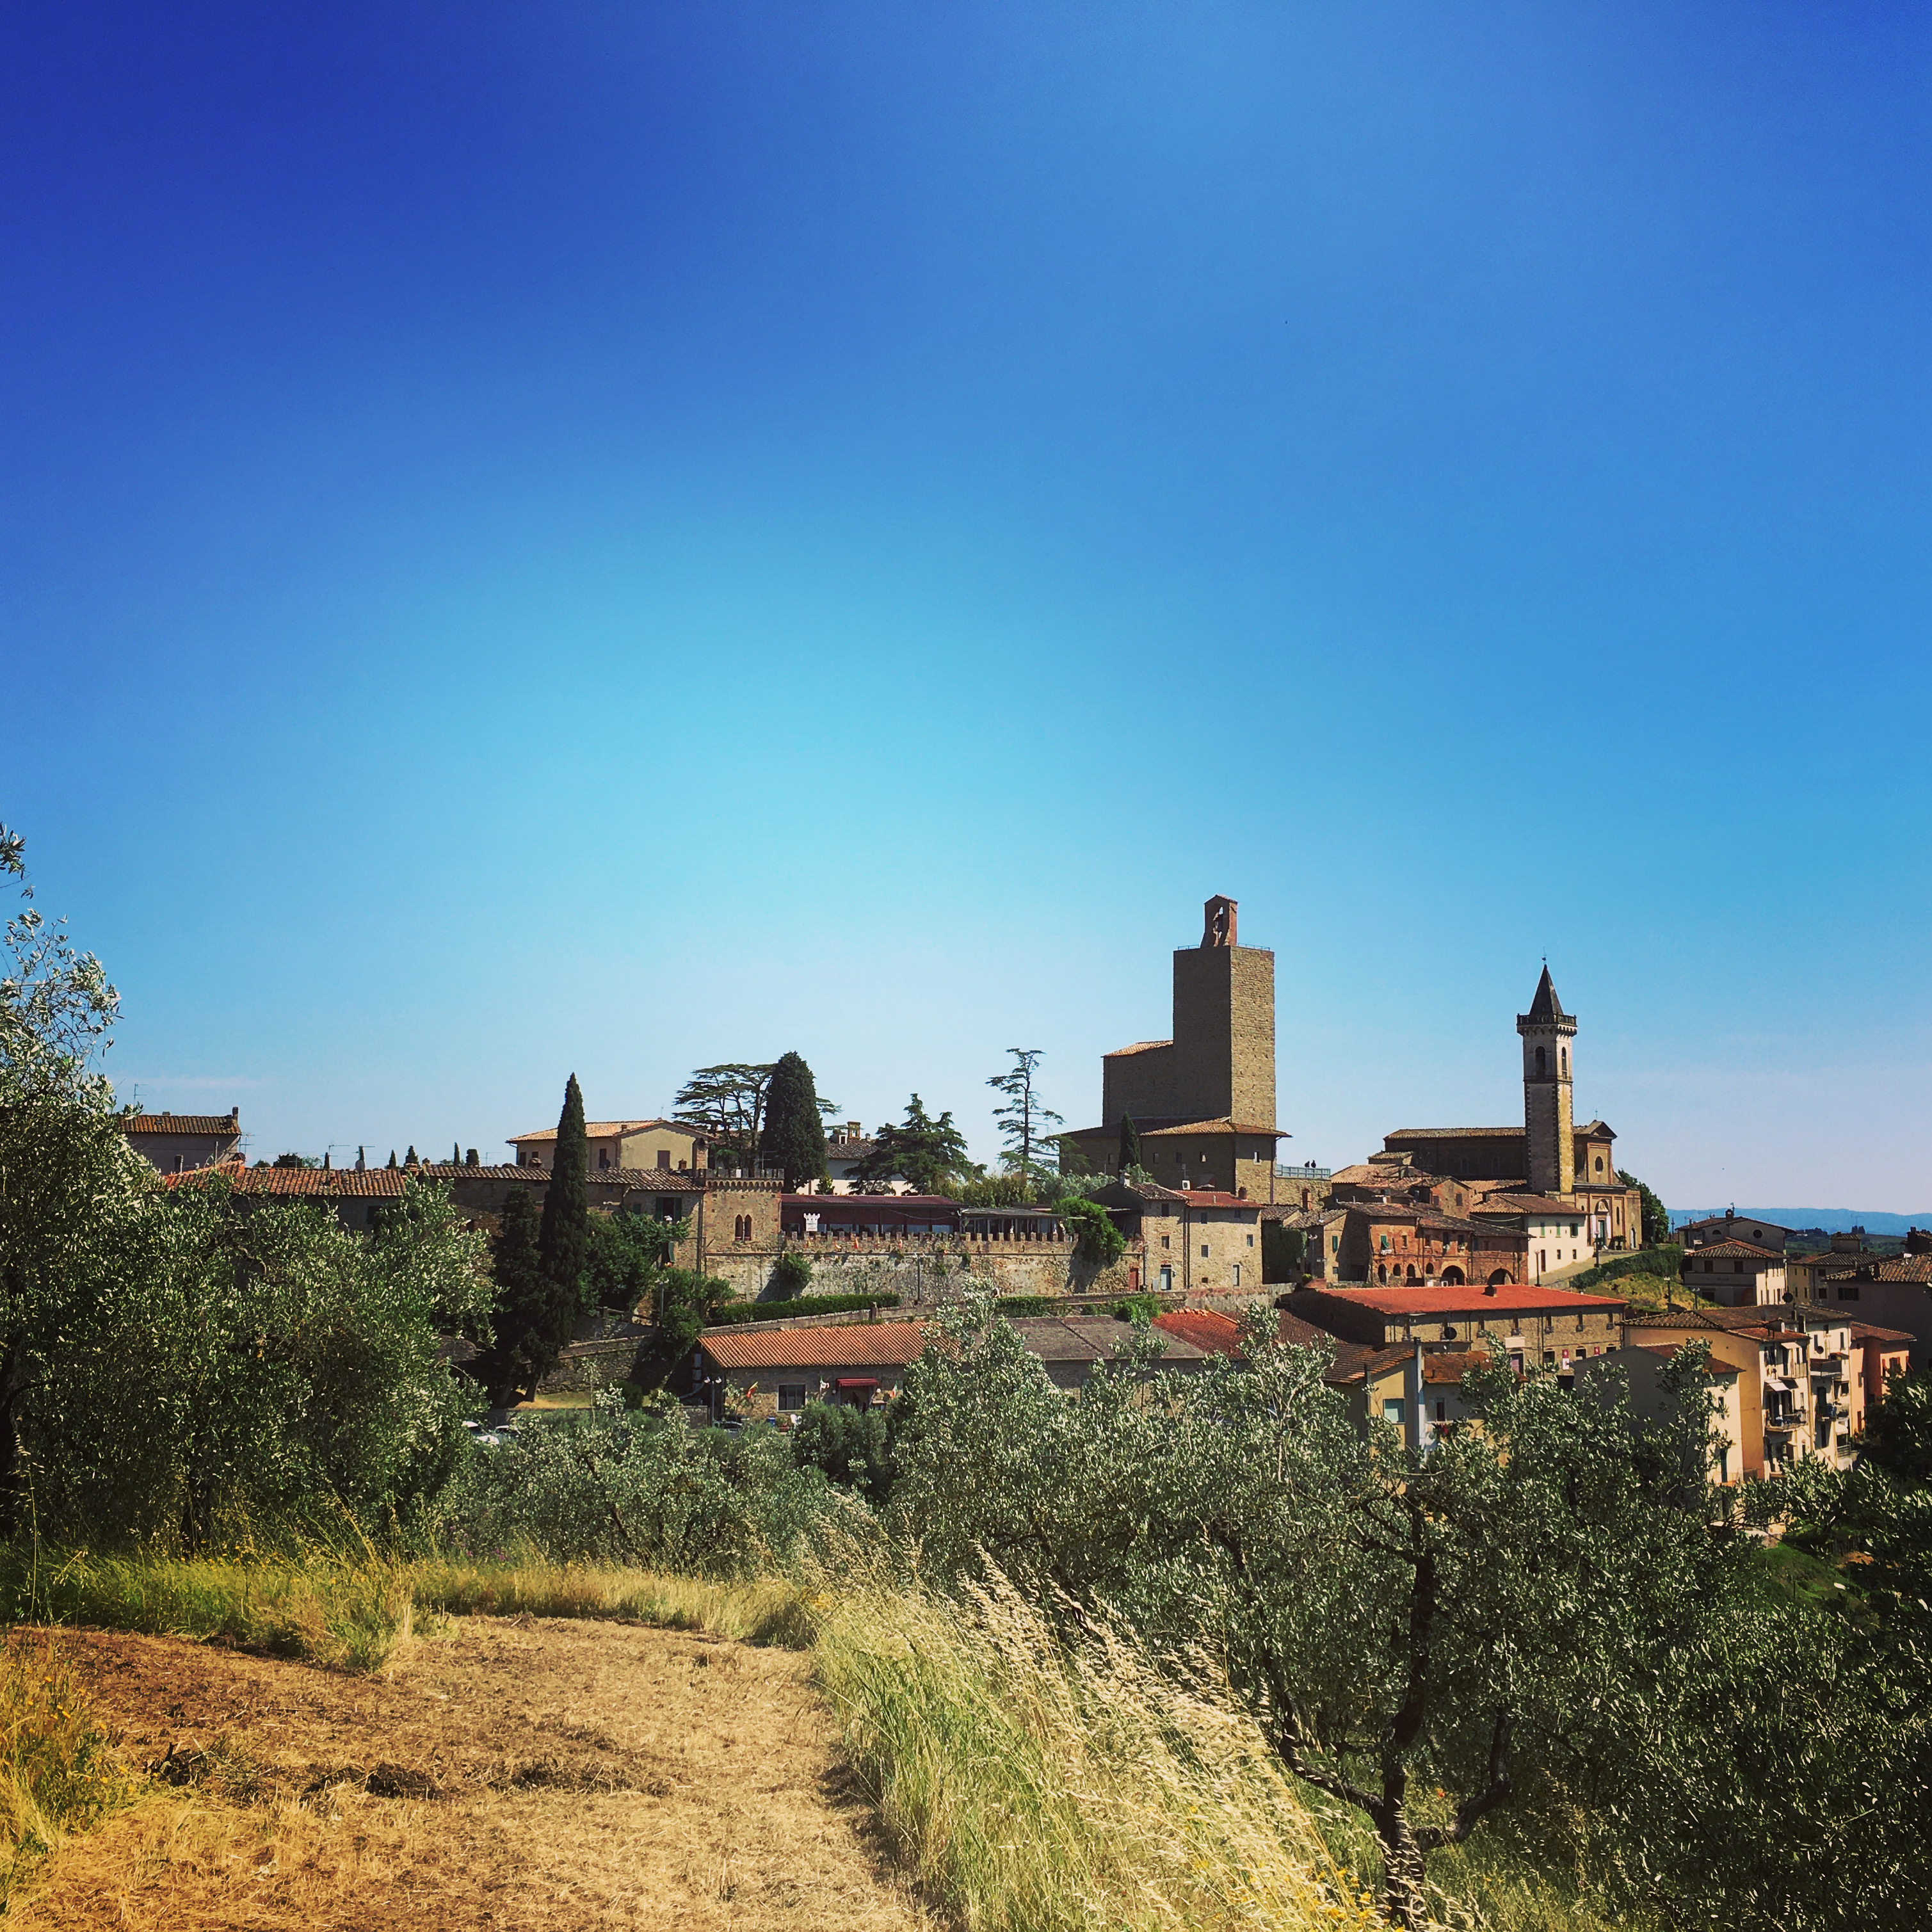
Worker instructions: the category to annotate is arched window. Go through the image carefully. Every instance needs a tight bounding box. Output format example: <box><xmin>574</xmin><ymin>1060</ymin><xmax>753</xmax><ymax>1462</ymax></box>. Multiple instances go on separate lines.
<box><xmin>1535</xmin><ymin>1045</ymin><xmax>1546</xmax><ymax>1075</ymax></box>
<box><xmin>1560</xmin><ymin>1048</ymin><xmax>1568</xmax><ymax>1075</ymax></box>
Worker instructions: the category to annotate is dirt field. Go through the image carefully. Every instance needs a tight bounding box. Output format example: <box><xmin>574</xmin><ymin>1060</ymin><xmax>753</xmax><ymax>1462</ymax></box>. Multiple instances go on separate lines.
<box><xmin>24</xmin><ymin>1617</ymin><xmax>930</xmax><ymax>1931</ymax></box>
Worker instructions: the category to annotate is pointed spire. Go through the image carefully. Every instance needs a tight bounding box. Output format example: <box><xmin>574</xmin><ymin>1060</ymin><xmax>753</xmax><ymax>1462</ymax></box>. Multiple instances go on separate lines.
<box><xmin>1525</xmin><ymin>964</ymin><xmax>1566</xmax><ymax>1024</ymax></box>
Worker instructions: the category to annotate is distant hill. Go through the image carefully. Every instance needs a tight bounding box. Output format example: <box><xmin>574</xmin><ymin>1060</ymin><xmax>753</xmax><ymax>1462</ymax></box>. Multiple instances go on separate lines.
<box><xmin>1670</xmin><ymin>1207</ymin><xmax>1931</xmax><ymax>1237</ymax></box>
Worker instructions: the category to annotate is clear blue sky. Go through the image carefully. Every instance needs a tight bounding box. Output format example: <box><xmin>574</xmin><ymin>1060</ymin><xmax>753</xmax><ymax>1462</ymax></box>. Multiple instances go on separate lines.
<box><xmin>6</xmin><ymin>4</ymin><xmax>1929</xmax><ymax>1209</ymax></box>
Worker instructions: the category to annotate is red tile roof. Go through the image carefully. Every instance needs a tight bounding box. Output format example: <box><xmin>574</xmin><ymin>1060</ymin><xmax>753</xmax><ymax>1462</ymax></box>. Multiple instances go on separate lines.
<box><xmin>1103</xmin><ymin>1040</ymin><xmax>1173</xmax><ymax>1058</ymax></box>
<box><xmin>1847</xmin><ymin>1322</ymin><xmax>1915</xmax><ymax>1345</ymax></box>
<box><xmin>1386</xmin><ymin>1126</ymin><xmax>1525</xmax><ymax>1139</ymax></box>
<box><xmin>123</xmin><ymin>1113</ymin><xmax>240</xmax><ymax>1136</ymax></box>
<box><xmin>1684</xmin><ymin>1240</ymin><xmax>1782</xmax><ymax>1261</ymax></box>
<box><xmin>1301</xmin><ymin>1284</ymin><xmax>1625</xmax><ymax>1317</ymax></box>
<box><xmin>1152</xmin><ymin>1309</ymin><xmax>1243</xmax><ymax>1355</ymax></box>
<box><xmin>167</xmin><ymin>1163</ymin><xmax>413</xmax><ymax>1198</ymax></box>
<box><xmin>699</xmin><ymin>1323</ymin><xmax>930</xmax><ymax>1371</ymax></box>
<box><xmin>510</xmin><ymin>1118</ymin><xmax>703</xmax><ymax>1144</ymax></box>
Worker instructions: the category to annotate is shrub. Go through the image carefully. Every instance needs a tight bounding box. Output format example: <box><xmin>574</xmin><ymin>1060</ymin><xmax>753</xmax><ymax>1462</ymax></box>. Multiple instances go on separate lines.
<box><xmin>790</xmin><ymin>1401</ymin><xmax>894</xmax><ymax>1500</ymax></box>
<box><xmin>769</xmin><ymin>1250</ymin><xmax>814</xmax><ymax>1296</ymax></box>
<box><xmin>706</xmin><ymin>1292</ymin><xmax>901</xmax><ymax>1325</ymax></box>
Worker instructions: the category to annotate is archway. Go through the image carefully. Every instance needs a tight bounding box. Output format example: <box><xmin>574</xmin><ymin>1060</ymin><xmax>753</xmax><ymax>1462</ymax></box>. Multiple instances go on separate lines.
<box><xmin>1488</xmin><ymin>1268</ymin><xmax>1511</xmax><ymax>1287</ymax></box>
<box><xmin>1405</xmin><ymin>1265</ymin><xmax>1418</xmax><ymax>1284</ymax></box>
<box><xmin>1377</xmin><ymin>1264</ymin><xmax>1389</xmax><ymax>1284</ymax></box>
<box><xmin>1442</xmin><ymin>1266</ymin><xmax>1465</xmax><ymax>1285</ymax></box>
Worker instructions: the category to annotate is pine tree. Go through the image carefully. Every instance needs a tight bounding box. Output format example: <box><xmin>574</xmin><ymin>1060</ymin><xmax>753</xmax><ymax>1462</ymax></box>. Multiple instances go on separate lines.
<box><xmin>387</xmin><ymin>1150</ymin><xmax>398</xmax><ymax>1168</ymax></box>
<box><xmin>1118</xmin><ymin>1114</ymin><xmax>1142</xmax><ymax>1176</ymax></box>
<box><xmin>405</xmin><ymin>1145</ymin><xmax>417</xmax><ymax>1167</ymax></box>
<box><xmin>453</xmin><ymin>1141</ymin><xmax>461</xmax><ymax>1166</ymax></box>
<box><xmin>854</xmin><ymin>1093</ymin><xmax>972</xmax><ymax>1195</ymax></box>
<box><xmin>533</xmin><ymin>1073</ymin><xmax>592</xmax><ymax>1374</ymax></box>
<box><xmin>476</xmin><ymin>1187</ymin><xmax>547</xmax><ymax>1406</ymax></box>
<box><xmin>988</xmin><ymin>1048</ymin><xmax>1064</xmax><ymax>1191</ymax></box>
<box><xmin>759</xmin><ymin>1051</ymin><xmax>830</xmax><ymax>1189</ymax></box>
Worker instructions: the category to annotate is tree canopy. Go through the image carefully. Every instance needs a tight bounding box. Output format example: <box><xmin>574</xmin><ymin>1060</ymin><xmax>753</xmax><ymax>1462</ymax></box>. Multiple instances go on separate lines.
<box><xmin>853</xmin><ymin>1093</ymin><xmax>972</xmax><ymax>1195</ymax></box>
<box><xmin>987</xmin><ymin>1048</ymin><xmax>1063</xmax><ymax>1189</ymax></box>
<box><xmin>759</xmin><ymin>1051</ymin><xmax>830</xmax><ymax>1189</ymax></box>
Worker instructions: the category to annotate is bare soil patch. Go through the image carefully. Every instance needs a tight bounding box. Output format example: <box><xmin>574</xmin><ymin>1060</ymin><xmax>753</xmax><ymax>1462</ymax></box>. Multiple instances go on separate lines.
<box><xmin>21</xmin><ymin>1617</ymin><xmax>928</xmax><ymax>1931</ymax></box>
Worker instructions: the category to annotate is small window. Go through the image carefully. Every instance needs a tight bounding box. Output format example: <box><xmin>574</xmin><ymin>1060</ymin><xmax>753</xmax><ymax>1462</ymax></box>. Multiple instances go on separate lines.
<box><xmin>1161</xmin><ymin>1234</ymin><xmax>1170</xmax><ymax>1249</ymax></box>
<box><xmin>1381</xmin><ymin>1398</ymin><xmax>1405</xmax><ymax>1428</ymax></box>
<box><xmin>1435</xmin><ymin>1399</ymin><xmax>1446</xmax><ymax>1422</ymax></box>
<box><xmin>1200</xmin><ymin>1244</ymin><xmax>1209</xmax><ymax>1259</ymax></box>
<box><xmin>599</xmin><ymin>1148</ymin><xmax>611</xmax><ymax>1169</ymax></box>
<box><xmin>1232</xmin><ymin>1264</ymin><xmax>1242</xmax><ymax>1287</ymax></box>
<box><xmin>656</xmin><ymin>1150</ymin><xmax>671</xmax><ymax>1170</ymax></box>
<box><xmin>778</xmin><ymin>1384</ymin><xmax>807</xmax><ymax>1412</ymax></box>
<box><xmin>1159</xmin><ymin>1266</ymin><xmax>1173</xmax><ymax>1292</ymax></box>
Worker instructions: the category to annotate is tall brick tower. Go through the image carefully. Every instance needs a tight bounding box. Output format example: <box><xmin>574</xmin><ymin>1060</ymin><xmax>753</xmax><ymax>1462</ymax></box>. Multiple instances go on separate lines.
<box><xmin>1517</xmin><ymin>965</ymin><xmax>1576</xmax><ymax>1197</ymax></box>
<box><xmin>1167</xmin><ymin>896</ymin><xmax>1276</xmax><ymax>1129</ymax></box>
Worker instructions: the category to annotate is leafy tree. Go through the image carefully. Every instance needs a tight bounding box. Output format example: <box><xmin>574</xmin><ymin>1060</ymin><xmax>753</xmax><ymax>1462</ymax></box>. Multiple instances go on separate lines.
<box><xmin>1051</xmin><ymin>1193</ymin><xmax>1125</xmax><ymax>1269</ymax></box>
<box><xmin>854</xmin><ymin>1093</ymin><xmax>972</xmax><ymax>1195</ymax></box>
<box><xmin>634</xmin><ymin>1269</ymin><xmax>735</xmax><ymax>1391</ymax></box>
<box><xmin>1116</xmin><ymin>1113</ymin><xmax>1141</xmax><ymax>1177</ymax></box>
<box><xmin>790</xmin><ymin>1399</ymin><xmax>893</xmax><ymax>1500</ymax></box>
<box><xmin>889</xmin><ymin>1304</ymin><xmax>1732</xmax><ymax>1929</ymax></box>
<box><xmin>987</xmin><ymin>1048</ymin><xmax>1063</xmax><ymax>1189</ymax></box>
<box><xmin>1261</xmin><ymin>1220</ymin><xmax>1305</xmax><ymax>1283</ymax></box>
<box><xmin>405</xmin><ymin>1145</ymin><xmax>417</xmax><ymax>1166</ymax></box>
<box><xmin>470</xmin><ymin>1187</ymin><xmax>547</xmax><ymax>1406</ymax></box>
<box><xmin>1858</xmin><ymin>1365</ymin><xmax>1932</xmax><ymax>1481</ymax></box>
<box><xmin>759</xmin><ymin>1051</ymin><xmax>830</xmax><ymax>1189</ymax></box>
<box><xmin>770</xmin><ymin>1250</ymin><xmax>813</xmax><ymax>1296</ymax></box>
<box><xmin>1617</xmin><ymin>1168</ymin><xmax>1671</xmax><ymax>1248</ymax></box>
<box><xmin>584</xmin><ymin>1208</ymin><xmax>685</xmax><ymax>1313</ymax></box>
<box><xmin>673</xmin><ymin>1062</ymin><xmax>775</xmax><ymax>1164</ymax></box>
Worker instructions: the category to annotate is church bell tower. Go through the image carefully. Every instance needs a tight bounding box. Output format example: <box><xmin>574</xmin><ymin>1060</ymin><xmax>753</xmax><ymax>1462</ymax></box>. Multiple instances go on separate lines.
<box><xmin>1517</xmin><ymin>965</ymin><xmax>1575</xmax><ymax>1197</ymax></box>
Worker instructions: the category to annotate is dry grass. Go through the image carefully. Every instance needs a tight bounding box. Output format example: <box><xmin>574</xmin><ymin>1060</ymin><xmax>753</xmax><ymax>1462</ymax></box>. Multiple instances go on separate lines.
<box><xmin>812</xmin><ymin>1559</ymin><xmax>1381</xmax><ymax>1932</ymax></box>
<box><xmin>20</xmin><ymin>1616</ymin><xmax>930</xmax><ymax>1929</ymax></box>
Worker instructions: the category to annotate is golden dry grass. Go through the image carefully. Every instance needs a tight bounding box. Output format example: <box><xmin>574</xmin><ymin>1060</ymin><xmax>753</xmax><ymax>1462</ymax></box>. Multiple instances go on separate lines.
<box><xmin>19</xmin><ymin>1616</ymin><xmax>930</xmax><ymax>1931</ymax></box>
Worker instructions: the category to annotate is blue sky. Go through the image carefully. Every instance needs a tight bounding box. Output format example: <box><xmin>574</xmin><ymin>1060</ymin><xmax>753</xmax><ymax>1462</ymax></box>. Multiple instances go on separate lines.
<box><xmin>6</xmin><ymin>4</ymin><xmax>1929</xmax><ymax>1209</ymax></box>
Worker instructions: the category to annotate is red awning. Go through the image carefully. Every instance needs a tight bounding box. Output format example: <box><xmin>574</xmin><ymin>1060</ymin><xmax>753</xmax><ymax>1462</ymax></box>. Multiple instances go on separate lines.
<box><xmin>834</xmin><ymin>1377</ymin><xmax>879</xmax><ymax>1390</ymax></box>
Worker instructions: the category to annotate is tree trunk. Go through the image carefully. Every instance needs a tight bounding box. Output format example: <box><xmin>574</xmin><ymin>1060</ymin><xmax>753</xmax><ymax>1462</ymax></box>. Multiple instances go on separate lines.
<box><xmin>1376</xmin><ymin>1809</ymin><xmax>1431</xmax><ymax>1931</ymax></box>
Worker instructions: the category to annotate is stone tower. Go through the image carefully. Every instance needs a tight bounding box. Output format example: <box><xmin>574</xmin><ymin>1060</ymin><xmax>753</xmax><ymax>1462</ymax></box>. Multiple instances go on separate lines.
<box><xmin>1516</xmin><ymin>965</ymin><xmax>1576</xmax><ymax>1197</ymax></box>
<box><xmin>1167</xmin><ymin>896</ymin><xmax>1276</xmax><ymax>1128</ymax></box>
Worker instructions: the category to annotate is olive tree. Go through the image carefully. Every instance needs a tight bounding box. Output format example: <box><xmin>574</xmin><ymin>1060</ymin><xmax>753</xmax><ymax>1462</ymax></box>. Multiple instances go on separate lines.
<box><xmin>889</xmin><ymin>1302</ymin><xmax>1729</xmax><ymax>1928</ymax></box>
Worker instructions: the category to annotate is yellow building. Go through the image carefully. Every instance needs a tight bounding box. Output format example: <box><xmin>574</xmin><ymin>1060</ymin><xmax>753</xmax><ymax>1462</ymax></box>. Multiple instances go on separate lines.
<box><xmin>508</xmin><ymin>1116</ymin><xmax>711</xmax><ymax>1175</ymax></box>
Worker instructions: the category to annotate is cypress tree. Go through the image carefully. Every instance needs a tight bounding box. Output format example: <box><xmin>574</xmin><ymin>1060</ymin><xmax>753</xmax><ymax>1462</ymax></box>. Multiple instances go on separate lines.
<box><xmin>387</xmin><ymin>1150</ymin><xmax>398</xmax><ymax>1169</ymax></box>
<box><xmin>453</xmin><ymin>1141</ymin><xmax>462</xmax><ymax>1166</ymax></box>
<box><xmin>1118</xmin><ymin>1114</ymin><xmax>1142</xmax><ymax>1176</ymax></box>
<box><xmin>535</xmin><ymin>1073</ymin><xmax>592</xmax><ymax>1372</ymax></box>
<box><xmin>759</xmin><ymin>1051</ymin><xmax>829</xmax><ymax>1189</ymax></box>
<box><xmin>476</xmin><ymin>1187</ymin><xmax>547</xmax><ymax>1406</ymax></box>
<box><xmin>405</xmin><ymin>1145</ymin><xmax>417</xmax><ymax>1167</ymax></box>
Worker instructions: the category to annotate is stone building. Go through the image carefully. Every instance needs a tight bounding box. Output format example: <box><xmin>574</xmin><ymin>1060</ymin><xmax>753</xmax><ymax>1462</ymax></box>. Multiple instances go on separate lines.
<box><xmin>122</xmin><ymin>1107</ymin><xmax>243</xmax><ymax>1173</ymax></box>
<box><xmin>1090</xmin><ymin>1180</ymin><xmax>1264</xmax><ymax>1297</ymax></box>
<box><xmin>508</xmin><ymin>1116</ymin><xmax>711</xmax><ymax>1175</ymax></box>
<box><xmin>1680</xmin><ymin>1239</ymin><xmax>1788</xmax><ymax>1308</ymax></box>
<box><xmin>1376</xmin><ymin>967</ymin><xmax>1638</xmax><ymax>1254</ymax></box>
<box><xmin>1059</xmin><ymin>896</ymin><xmax>1287</xmax><ymax>1199</ymax></box>
<box><xmin>1679</xmin><ymin>1211</ymin><xmax>1796</xmax><ymax>1254</ymax></box>
<box><xmin>1287</xmin><ymin>1282</ymin><xmax>1626</xmax><ymax>1370</ymax></box>
<box><xmin>1789</xmin><ymin>1243</ymin><xmax>1932</xmax><ymax>1369</ymax></box>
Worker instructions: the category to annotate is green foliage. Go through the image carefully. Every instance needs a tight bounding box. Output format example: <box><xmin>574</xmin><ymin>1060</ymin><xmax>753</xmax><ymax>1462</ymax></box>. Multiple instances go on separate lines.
<box><xmin>584</xmin><ymin>1207</ymin><xmax>684</xmax><ymax>1310</ymax></box>
<box><xmin>471</xmin><ymin>1186</ymin><xmax>547</xmax><ymax>1406</ymax></box>
<box><xmin>769</xmin><ymin>1249</ymin><xmax>814</xmax><ymax>1296</ymax></box>
<box><xmin>1858</xmin><ymin>1365</ymin><xmax>1932</xmax><ymax>1481</ymax></box>
<box><xmin>855</xmin><ymin>1093</ymin><xmax>972</xmax><ymax>1195</ymax></box>
<box><xmin>1262</xmin><ymin>1220</ymin><xmax>1306</xmax><ymax>1283</ymax></box>
<box><xmin>1568</xmin><ymin>1244</ymin><xmax>1684</xmax><ymax>1292</ymax></box>
<box><xmin>452</xmin><ymin>1387</ymin><xmax>848</xmax><ymax>1572</ymax></box>
<box><xmin>672</xmin><ymin>1061</ymin><xmax>775</xmax><ymax>1165</ymax></box>
<box><xmin>705</xmin><ymin>1292</ymin><xmax>901</xmax><ymax>1325</ymax></box>
<box><xmin>887</xmin><ymin>1302</ymin><xmax>1733</xmax><ymax>1928</ymax></box>
<box><xmin>790</xmin><ymin>1399</ymin><xmax>894</xmax><ymax>1500</ymax></box>
<box><xmin>759</xmin><ymin>1051</ymin><xmax>830</xmax><ymax>1188</ymax></box>
<box><xmin>945</xmin><ymin>1173</ymin><xmax>1036</xmax><ymax>1207</ymax></box>
<box><xmin>1116</xmin><ymin>1113</ymin><xmax>1142</xmax><ymax>1177</ymax></box>
<box><xmin>988</xmin><ymin>1048</ymin><xmax>1064</xmax><ymax>1188</ymax></box>
<box><xmin>1616</xmin><ymin>1170</ymin><xmax>1672</xmax><ymax>1249</ymax></box>
<box><xmin>632</xmin><ymin>1269</ymin><xmax>735</xmax><ymax>1389</ymax></box>
<box><xmin>1051</xmin><ymin>1193</ymin><xmax>1126</xmax><ymax>1269</ymax></box>
<box><xmin>36</xmin><ymin>1172</ymin><xmax>492</xmax><ymax>1547</ymax></box>
<box><xmin>537</xmin><ymin>1074</ymin><xmax>590</xmax><ymax>1316</ymax></box>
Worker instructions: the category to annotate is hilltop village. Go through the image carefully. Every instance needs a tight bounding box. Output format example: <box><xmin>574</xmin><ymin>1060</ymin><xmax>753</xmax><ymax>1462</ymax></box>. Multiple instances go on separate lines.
<box><xmin>131</xmin><ymin>897</ymin><xmax>1929</xmax><ymax>1489</ymax></box>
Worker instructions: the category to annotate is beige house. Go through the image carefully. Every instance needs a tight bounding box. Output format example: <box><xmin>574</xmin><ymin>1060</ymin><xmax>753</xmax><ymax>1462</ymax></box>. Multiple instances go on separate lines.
<box><xmin>1680</xmin><ymin>1239</ymin><xmax>1787</xmax><ymax>1308</ymax></box>
<box><xmin>1680</xmin><ymin>1211</ymin><xmax>1795</xmax><ymax>1254</ymax></box>
<box><xmin>1093</xmin><ymin>1180</ymin><xmax>1263</xmax><ymax>1297</ymax></box>
<box><xmin>696</xmin><ymin>1319</ymin><xmax>930</xmax><ymax>1422</ymax></box>
<box><xmin>510</xmin><ymin>1116</ymin><xmax>711</xmax><ymax>1175</ymax></box>
<box><xmin>1287</xmin><ymin>1282</ymin><xmax>1625</xmax><ymax>1368</ymax></box>
<box><xmin>1594</xmin><ymin>1342</ymin><xmax>1749</xmax><ymax>1485</ymax></box>
<box><xmin>122</xmin><ymin>1108</ymin><xmax>243</xmax><ymax>1174</ymax></box>
<box><xmin>1789</xmin><ymin>1239</ymin><xmax>1932</xmax><ymax>1369</ymax></box>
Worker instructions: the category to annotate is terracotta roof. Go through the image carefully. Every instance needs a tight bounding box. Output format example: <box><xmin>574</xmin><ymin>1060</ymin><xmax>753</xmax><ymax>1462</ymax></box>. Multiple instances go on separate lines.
<box><xmin>1474</xmin><ymin>1195</ymin><xmax>1589</xmax><ymax>1216</ymax></box>
<box><xmin>1331</xmin><ymin>1162</ymin><xmax>1440</xmax><ymax>1187</ymax></box>
<box><xmin>168</xmin><ymin>1164</ymin><xmax>412</xmax><ymax>1198</ymax></box>
<box><xmin>700</xmin><ymin>1323</ymin><xmax>930</xmax><ymax>1370</ymax></box>
<box><xmin>1068</xmin><ymin>1117</ymin><xmax>1282</xmax><ymax>1141</ymax></box>
<box><xmin>1322</xmin><ymin>1342</ymin><xmax>1413</xmax><ymax>1385</ymax></box>
<box><xmin>1103</xmin><ymin>1040</ymin><xmax>1173</xmax><ymax>1058</ymax></box>
<box><xmin>1152</xmin><ymin>1309</ymin><xmax>1243</xmax><ymax>1355</ymax></box>
<box><xmin>1681</xmin><ymin>1213</ymin><xmax>1794</xmax><ymax>1235</ymax></box>
<box><xmin>1423</xmin><ymin>1349</ymin><xmax>1494</xmax><ymax>1384</ymax></box>
<box><xmin>1298</xmin><ymin>1284</ymin><xmax>1625</xmax><ymax>1318</ymax></box>
<box><xmin>510</xmin><ymin>1118</ymin><xmax>703</xmax><ymax>1144</ymax></box>
<box><xmin>122</xmin><ymin>1113</ymin><xmax>241</xmax><ymax>1136</ymax></box>
<box><xmin>1008</xmin><ymin>1316</ymin><xmax>1210</xmax><ymax>1365</ymax></box>
<box><xmin>1684</xmin><ymin>1241</ymin><xmax>1782</xmax><ymax>1262</ymax></box>
<box><xmin>1632</xmin><ymin>1342</ymin><xmax>1741</xmax><ymax>1376</ymax></box>
<box><xmin>1808</xmin><ymin>1255</ymin><xmax>1932</xmax><ymax>1285</ymax></box>
<box><xmin>1847</xmin><ymin>1322</ymin><xmax>1915</xmax><ymax>1345</ymax></box>
<box><xmin>1386</xmin><ymin>1127</ymin><xmax>1525</xmax><ymax>1141</ymax></box>
<box><xmin>420</xmin><ymin>1163</ymin><xmax>543</xmax><ymax>1181</ymax></box>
